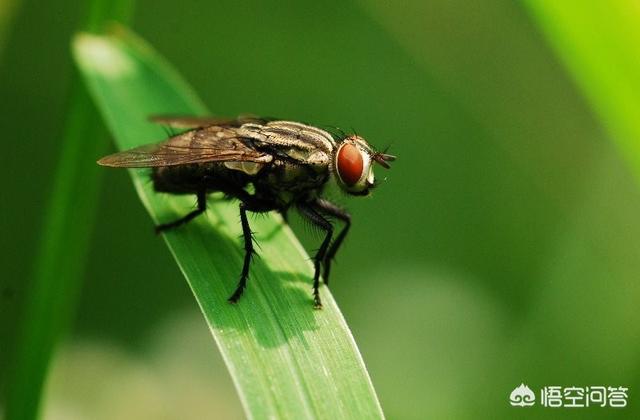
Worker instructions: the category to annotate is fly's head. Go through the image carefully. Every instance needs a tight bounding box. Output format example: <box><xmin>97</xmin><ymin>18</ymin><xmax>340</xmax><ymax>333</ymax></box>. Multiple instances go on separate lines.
<box><xmin>333</xmin><ymin>135</ymin><xmax>396</xmax><ymax>196</ymax></box>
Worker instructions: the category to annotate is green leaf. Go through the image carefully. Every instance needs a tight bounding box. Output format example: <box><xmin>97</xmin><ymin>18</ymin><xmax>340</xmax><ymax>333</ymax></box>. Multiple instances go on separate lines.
<box><xmin>72</xmin><ymin>27</ymin><xmax>383</xmax><ymax>419</ymax></box>
<box><xmin>524</xmin><ymin>1</ymin><xmax>640</xmax><ymax>181</ymax></box>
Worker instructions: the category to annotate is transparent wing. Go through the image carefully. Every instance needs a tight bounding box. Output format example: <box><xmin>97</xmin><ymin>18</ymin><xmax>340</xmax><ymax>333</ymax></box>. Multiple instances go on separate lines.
<box><xmin>97</xmin><ymin>126</ymin><xmax>273</xmax><ymax>168</ymax></box>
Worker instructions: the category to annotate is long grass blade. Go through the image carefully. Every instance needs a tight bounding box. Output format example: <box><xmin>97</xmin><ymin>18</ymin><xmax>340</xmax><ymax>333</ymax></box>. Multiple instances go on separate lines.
<box><xmin>525</xmin><ymin>1</ymin><xmax>640</xmax><ymax>180</ymax></box>
<box><xmin>73</xmin><ymin>26</ymin><xmax>384</xmax><ymax>419</ymax></box>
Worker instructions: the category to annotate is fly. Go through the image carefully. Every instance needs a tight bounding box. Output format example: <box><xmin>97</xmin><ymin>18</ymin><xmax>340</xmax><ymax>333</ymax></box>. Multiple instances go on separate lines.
<box><xmin>98</xmin><ymin>115</ymin><xmax>396</xmax><ymax>308</ymax></box>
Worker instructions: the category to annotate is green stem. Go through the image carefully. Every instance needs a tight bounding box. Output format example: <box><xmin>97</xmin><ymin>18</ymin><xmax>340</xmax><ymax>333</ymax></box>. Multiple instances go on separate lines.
<box><xmin>4</xmin><ymin>2</ymin><xmax>134</xmax><ymax>420</ymax></box>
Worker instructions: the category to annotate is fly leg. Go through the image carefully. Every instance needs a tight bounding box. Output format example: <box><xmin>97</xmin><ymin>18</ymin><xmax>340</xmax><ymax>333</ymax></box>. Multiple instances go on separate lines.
<box><xmin>298</xmin><ymin>203</ymin><xmax>333</xmax><ymax>309</ymax></box>
<box><xmin>313</xmin><ymin>199</ymin><xmax>351</xmax><ymax>286</ymax></box>
<box><xmin>228</xmin><ymin>202</ymin><xmax>255</xmax><ymax>304</ymax></box>
<box><xmin>155</xmin><ymin>189</ymin><xmax>207</xmax><ymax>233</ymax></box>
<box><xmin>227</xmin><ymin>196</ymin><xmax>274</xmax><ymax>304</ymax></box>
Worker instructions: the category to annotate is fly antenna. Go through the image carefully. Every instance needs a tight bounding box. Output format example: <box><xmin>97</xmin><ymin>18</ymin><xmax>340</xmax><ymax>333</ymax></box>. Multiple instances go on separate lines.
<box><xmin>372</xmin><ymin>146</ymin><xmax>396</xmax><ymax>169</ymax></box>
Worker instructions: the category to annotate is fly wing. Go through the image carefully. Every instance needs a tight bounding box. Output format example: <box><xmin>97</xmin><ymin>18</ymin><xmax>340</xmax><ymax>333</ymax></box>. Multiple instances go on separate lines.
<box><xmin>149</xmin><ymin>114</ymin><xmax>269</xmax><ymax>129</ymax></box>
<box><xmin>97</xmin><ymin>126</ymin><xmax>273</xmax><ymax>168</ymax></box>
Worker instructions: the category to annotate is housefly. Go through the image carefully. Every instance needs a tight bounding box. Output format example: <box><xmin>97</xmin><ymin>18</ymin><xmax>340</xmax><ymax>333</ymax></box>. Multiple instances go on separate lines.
<box><xmin>98</xmin><ymin>115</ymin><xmax>395</xmax><ymax>308</ymax></box>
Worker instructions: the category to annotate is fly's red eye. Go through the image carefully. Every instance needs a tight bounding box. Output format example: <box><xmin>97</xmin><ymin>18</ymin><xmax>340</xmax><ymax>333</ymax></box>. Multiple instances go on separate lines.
<box><xmin>337</xmin><ymin>143</ymin><xmax>364</xmax><ymax>186</ymax></box>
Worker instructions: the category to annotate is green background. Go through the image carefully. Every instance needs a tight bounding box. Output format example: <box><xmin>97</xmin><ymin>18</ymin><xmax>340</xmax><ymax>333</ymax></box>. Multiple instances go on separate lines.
<box><xmin>2</xmin><ymin>0</ymin><xmax>639</xmax><ymax>418</ymax></box>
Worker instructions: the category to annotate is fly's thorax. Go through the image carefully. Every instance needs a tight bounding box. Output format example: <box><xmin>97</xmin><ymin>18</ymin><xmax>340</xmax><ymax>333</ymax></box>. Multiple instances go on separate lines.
<box><xmin>274</xmin><ymin>161</ymin><xmax>327</xmax><ymax>187</ymax></box>
<box><xmin>333</xmin><ymin>136</ymin><xmax>376</xmax><ymax>195</ymax></box>
<box><xmin>255</xmin><ymin>160</ymin><xmax>324</xmax><ymax>193</ymax></box>
<box><xmin>238</xmin><ymin>121</ymin><xmax>335</xmax><ymax>165</ymax></box>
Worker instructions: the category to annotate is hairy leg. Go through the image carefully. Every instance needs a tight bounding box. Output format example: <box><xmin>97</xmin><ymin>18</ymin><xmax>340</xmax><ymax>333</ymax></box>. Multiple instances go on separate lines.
<box><xmin>155</xmin><ymin>189</ymin><xmax>207</xmax><ymax>233</ymax></box>
<box><xmin>228</xmin><ymin>202</ymin><xmax>255</xmax><ymax>303</ymax></box>
<box><xmin>312</xmin><ymin>198</ymin><xmax>351</xmax><ymax>285</ymax></box>
<box><xmin>227</xmin><ymin>194</ymin><xmax>275</xmax><ymax>304</ymax></box>
<box><xmin>298</xmin><ymin>202</ymin><xmax>333</xmax><ymax>308</ymax></box>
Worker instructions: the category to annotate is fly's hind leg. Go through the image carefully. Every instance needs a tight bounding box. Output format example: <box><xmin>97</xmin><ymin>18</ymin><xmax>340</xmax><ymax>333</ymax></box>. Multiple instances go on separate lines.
<box><xmin>155</xmin><ymin>189</ymin><xmax>207</xmax><ymax>233</ymax></box>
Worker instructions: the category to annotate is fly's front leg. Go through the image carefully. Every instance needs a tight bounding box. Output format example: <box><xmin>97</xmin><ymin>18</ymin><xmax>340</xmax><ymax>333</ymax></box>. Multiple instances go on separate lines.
<box><xmin>313</xmin><ymin>199</ymin><xmax>351</xmax><ymax>285</ymax></box>
<box><xmin>298</xmin><ymin>203</ymin><xmax>333</xmax><ymax>309</ymax></box>
<box><xmin>155</xmin><ymin>189</ymin><xmax>207</xmax><ymax>233</ymax></box>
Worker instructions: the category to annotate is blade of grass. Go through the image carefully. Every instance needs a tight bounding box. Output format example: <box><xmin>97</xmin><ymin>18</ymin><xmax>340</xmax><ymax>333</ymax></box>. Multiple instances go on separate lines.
<box><xmin>73</xmin><ymin>26</ymin><xmax>384</xmax><ymax>419</ymax></box>
<box><xmin>524</xmin><ymin>1</ymin><xmax>640</xmax><ymax>181</ymax></box>
<box><xmin>4</xmin><ymin>3</ymin><xmax>134</xmax><ymax>420</ymax></box>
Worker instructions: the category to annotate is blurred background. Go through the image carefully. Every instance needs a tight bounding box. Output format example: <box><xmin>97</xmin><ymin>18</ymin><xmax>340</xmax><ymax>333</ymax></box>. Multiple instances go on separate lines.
<box><xmin>2</xmin><ymin>0</ymin><xmax>640</xmax><ymax>419</ymax></box>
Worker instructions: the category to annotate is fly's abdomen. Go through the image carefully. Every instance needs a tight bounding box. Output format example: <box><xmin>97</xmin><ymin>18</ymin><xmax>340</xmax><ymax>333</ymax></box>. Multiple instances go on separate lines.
<box><xmin>152</xmin><ymin>163</ymin><xmax>250</xmax><ymax>194</ymax></box>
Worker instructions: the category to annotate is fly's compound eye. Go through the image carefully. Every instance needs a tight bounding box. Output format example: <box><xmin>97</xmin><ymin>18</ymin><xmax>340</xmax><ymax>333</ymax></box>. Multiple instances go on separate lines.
<box><xmin>337</xmin><ymin>143</ymin><xmax>364</xmax><ymax>187</ymax></box>
<box><xmin>335</xmin><ymin>141</ymin><xmax>373</xmax><ymax>195</ymax></box>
